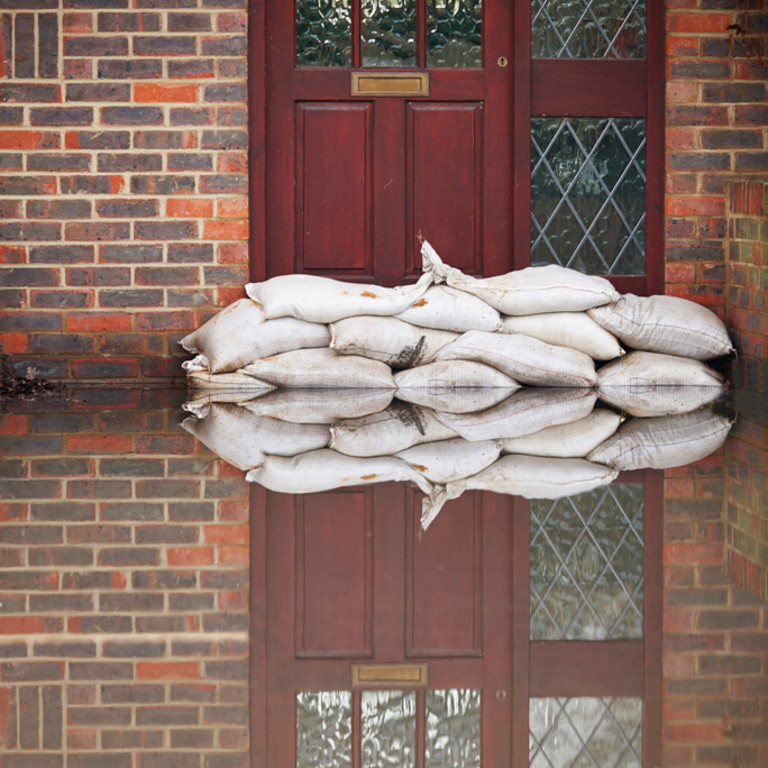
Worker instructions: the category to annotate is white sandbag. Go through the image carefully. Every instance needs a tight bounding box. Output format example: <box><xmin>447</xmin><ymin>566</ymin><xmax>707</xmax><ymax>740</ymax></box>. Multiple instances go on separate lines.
<box><xmin>597</xmin><ymin>351</ymin><xmax>724</xmax><ymax>390</ymax></box>
<box><xmin>330</xmin><ymin>402</ymin><xmax>457</xmax><ymax>457</ymax></box>
<box><xmin>245</xmin><ymin>449</ymin><xmax>433</xmax><ymax>495</ymax></box>
<box><xmin>245</xmin><ymin>271</ymin><xmax>433</xmax><ymax>323</ymax></box>
<box><xmin>239</xmin><ymin>348</ymin><xmax>396</xmax><ymax>389</ymax></box>
<box><xmin>598</xmin><ymin>384</ymin><xmax>725</xmax><ymax>418</ymax></box>
<box><xmin>500</xmin><ymin>312</ymin><xmax>623</xmax><ymax>361</ymax></box>
<box><xmin>421</xmin><ymin>455</ymin><xmax>618</xmax><ymax>530</ymax></box>
<box><xmin>180</xmin><ymin>298</ymin><xmax>331</xmax><ymax>374</ymax></box>
<box><xmin>187</xmin><ymin>371</ymin><xmax>275</xmax><ymax>391</ymax></box>
<box><xmin>242</xmin><ymin>388</ymin><xmax>394</xmax><ymax>424</ymax></box>
<box><xmin>588</xmin><ymin>293</ymin><xmax>734</xmax><ymax>360</ymax></box>
<box><xmin>587</xmin><ymin>408</ymin><xmax>733</xmax><ymax>471</ymax></box>
<box><xmin>500</xmin><ymin>408</ymin><xmax>623</xmax><ymax>458</ymax></box>
<box><xmin>180</xmin><ymin>403</ymin><xmax>330</xmax><ymax>470</ymax></box>
<box><xmin>396</xmin><ymin>438</ymin><xmax>501</xmax><ymax>484</ymax></box>
<box><xmin>438</xmin><ymin>330</ymin><xmax>598</xmax><ymax>388</ymax></box>
<box><xmin>395</xmin><ymin>285</ymin><xmax>501</xmax><ymax>332</ymax></box>
<box><xmin>422</xmin><ymin>240</ymin><xmax>618</xmax><ymax>315</ymax></box>
<box><xmin>434</xmin><ymin>387</ymin><xmax>598</xmax><ymax>442</ymax></box>
<box><xmin>330</xmin><ymin>316</ymin><xmax>457</xmax><ymax>369</ymax></box>
<box><xmin>394</xmin><ymin>360</ymin><xmax>520</xmax><ymax>413</ymax></box>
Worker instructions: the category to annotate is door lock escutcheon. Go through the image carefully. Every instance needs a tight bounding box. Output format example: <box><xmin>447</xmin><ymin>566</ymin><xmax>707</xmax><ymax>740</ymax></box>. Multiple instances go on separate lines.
<box><xmin>497</xmin><ymin>56</ymin><xmax>509</xmax><ymax>68</ymax></box>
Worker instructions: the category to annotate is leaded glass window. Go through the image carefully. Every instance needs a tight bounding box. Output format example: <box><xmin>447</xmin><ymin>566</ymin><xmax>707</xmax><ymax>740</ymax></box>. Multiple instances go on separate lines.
<box><xmin>426</xmin><ymin>0</ymin><xmax>483</xmax><ymax>67</ymax></box>
<box><xmin>531</xmin><ymin>0</ymin><xmax>647</xmax><ymax>59</ymax></box>
<box><xmin>297</xmin><ymin>691</ymin><xmax>353</xmax><ymax>767</ymax></box>
<box><xmin>296</xmin><ymin>0</ymin><xmax>352</xmax><ymax>66</ymax></box>
<box><xmin>530</xmin><ymin>485</ymin><xmax>644</xmax><ymax>641</ymax></box>
<box><xmin>531</xmin><ymin>117</ymin><xmax>646</xmax><ymax>276</ymax></box>
<box><xmin>426</xmin><ymin>689</ymin><xmax>481</xmax><ymax>766</ymax></box>
<box><xmin>362</xmin><ymin>0</ymin><xmax>417</xmax><ymax>66</ymax></box>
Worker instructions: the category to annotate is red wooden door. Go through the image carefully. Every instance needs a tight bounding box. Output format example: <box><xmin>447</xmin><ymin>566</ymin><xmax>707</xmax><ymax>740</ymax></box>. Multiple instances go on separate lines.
<box><xmin>264</xmin><ymin>1</ymin><xmax>514</xmax><ymax>285</ymax></box>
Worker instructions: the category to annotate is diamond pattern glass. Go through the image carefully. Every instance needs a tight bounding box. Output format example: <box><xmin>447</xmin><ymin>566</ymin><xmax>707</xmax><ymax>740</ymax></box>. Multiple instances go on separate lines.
<box><xmin>530</xmin><ymin>697</ymin><xmax>643</xmax><ymax>767</ymax></box>
<box><xmin>426</xmin><ymin>0</ymin><xmax>483</xmax><ymax>67</ymax></box>
<box><xmin>426</xmin><ymin>689</ymin><xmax>481</xmax><ymax>767</ymax></box>
<box><xmin>296</xmin><ymin>0</ymin><xmax>352</xmax><ymax>66</ymax></box>
<box><xmin>530</xmin><ymin>485</ymin><xmax>644</xmax><ymax>641</ymax></box>
<box><xmin>531</xmin><ymin>117</ymin><xmax>646</xmax><ymax>276</ymax></box>
<box><xmin>531</xmin><ymin>0</ymin><xmax>647</xmax><ymax>58</ymax></box>
<box><xmin>362</xmin><ymin>690</ymin><xmax>416</xmax><ymax>767</ymax></box>
<box><xmin>362</xmin><ymin>0</ymin><xmax>417</xmax><ymax>66</ymax></box>
<box><xmin>296</xmin><ymin>691</ymin><xmax>352</xmax><ymax>767</ymax></box>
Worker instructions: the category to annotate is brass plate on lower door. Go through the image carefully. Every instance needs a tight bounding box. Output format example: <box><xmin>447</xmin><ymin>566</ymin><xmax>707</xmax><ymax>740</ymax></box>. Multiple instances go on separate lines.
<box><xmin>350</xmin><ymin>72</ymin><xmax>429</xmax><ymax>98</ymax></box>
<box><xmin>351</xmin><ymin>662</ymin><xmax>428</xmax><ymax>688</ymax></box>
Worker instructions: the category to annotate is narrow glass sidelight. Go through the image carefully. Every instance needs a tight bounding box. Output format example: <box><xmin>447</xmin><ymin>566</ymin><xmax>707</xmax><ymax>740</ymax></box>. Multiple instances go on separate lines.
<box><xmin>426</xmin><ymin>0</ymin><xmax>483</xmax><ymax>67</ymax></box>
<box><xmin>296</xmin><ymin>691</ymin><xmax>353</xmax><ymax>766</ymax></box>
<box><xmin>296</xmin><ymin>0</ymin><xmax>352</xmax><ymax>66</ymax></box>
<box><xmin>531</xmin><ymin>0</ymin><xmax>647</xmax><ymax>59</ymax></box>
<box><xmin>361</xmin><ymin>0</ymin><xmax>417</xmax><ymax>67</ymax></box>
<box><xmin>531</xmin><ymin>117</ymin><xmax>647</xmax><ymax>276</ymax></box>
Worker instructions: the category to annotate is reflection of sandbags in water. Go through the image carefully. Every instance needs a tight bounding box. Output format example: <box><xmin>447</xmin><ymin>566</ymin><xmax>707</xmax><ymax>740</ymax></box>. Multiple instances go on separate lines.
<box><xmin>180</xmin><ymin>298</ymin><xmax>331</xmax><ymax>374</ymax></box>
<box><xmin>422</xmin><ymin>240</ymin><xmax>618</xmax><ymax>315</ymax></box>
<box><xmin>587</xmin><ymin>408</ymin><xmax>733</xmax><ymax>471</ymax></box>
<box><xmin>500</xmin><ymin>312</ymin><xmax>624</xmax><ymax>361</ymax></box>
<box><xmin>597</xmin><ymin>351</ymin><xmax>724</xmax><ymax>391</ymax></box>
<box><xmin>394</xmin><ymin>360</ymin><xmax>520</xmax><ymax>413</ymax></box>
<box><xmin>588</xmin><ymin>293</ymin><xmax>734</xmax><ymax>360</ymax></box>
<box><xmin>438</xmin><ymin>330</ymin><xmax>597</xmax><ymax>387</ymax></box>
<box><xmin>185</xmin><ymin>372</ymin><xmax>275</xmax><ymax>404</ymax></box>
<box><xmin>395</xmin><ymin>285</ymin><xmax>501</xmax><ymax>332</ymax></box>
<box><xmin>500</xmin><ymin>408</ymin><xmax>623</xmax><ymax>458</ymax></box>
<box><xmin>242</xmin><ymin>388</ymin><xmax>394</xmax><ymax>424</ymax></box>
<box><xmin>330</xmin><ymin>316</ymin><xmax>457</xmax><ymax>369</ymax></box>
<box><xmin>245</xmin><ymin>449</ymin><xmax>433</xmax><ymax>495</ymax></box>
<box><xmin>422</xmin><ymin>455</ymin><xmax>618</xmax><ymax>530</ymax></box>
<box><xmin>434</xmin><ymin>388</ymin><xmax>598</xmax><ymax>442</ymax></box>
<box><xmin>330</xmin><ymin>402</ymin><xmax>457</xmax><ymax>457</ymax></box>
<box><xmin>181</xmin><ymin>403</ymin><xmax>330</xmax><ymax>470</ymax></box>
<box><xmin>245</xmin><ymin>271</ymin><xmax>433</xmax><ymax>323</ymax></box>
<box><xmin>239</xmin><ymin>348</ymin><xmax>396</xmax><ymax>389</ymax></box>
<box><xmin>397</xmin><ymin>438</ymin><xmax>502</xmax><ymax>484</ymax></box>
<box><xmin>598</xmin><ymin>383</ymin><xmax>725</xmax><ymax>418</ymax></box>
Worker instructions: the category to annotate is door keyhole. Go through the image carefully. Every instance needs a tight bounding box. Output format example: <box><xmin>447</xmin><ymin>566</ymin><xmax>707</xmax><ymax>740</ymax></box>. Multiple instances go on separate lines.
<box><xmin>497</xmin><ymin>56</ymin><xmax>509</xmax><ymax>68</ymax></box>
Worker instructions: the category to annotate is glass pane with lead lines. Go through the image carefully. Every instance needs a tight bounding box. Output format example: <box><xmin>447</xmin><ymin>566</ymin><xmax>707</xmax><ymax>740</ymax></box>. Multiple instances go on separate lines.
<box><xmin>530</xmin><ymin>697</ymin><xmax>643</xmax><ymax>767</ymax></box>
<box><xmin>530</xmin><ymin>485</ymin><xmax>644</xmax><ymax>641</ymax></box>
<box><xmin>531</xmin><ymin>117</ymin><xmax>646</xmax><ymax>276</ymax></box>
<box><xmin>531</xmin><ymin>0</ymin><xmax>646</xmax><ymax>59</ymax></box>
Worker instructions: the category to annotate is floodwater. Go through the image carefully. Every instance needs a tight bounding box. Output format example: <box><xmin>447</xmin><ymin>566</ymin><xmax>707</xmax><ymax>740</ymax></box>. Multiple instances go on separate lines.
<box><xmin>0</xmin><ymin>373</ymin><xmax>765</xmax><ymax>767</ymax></box>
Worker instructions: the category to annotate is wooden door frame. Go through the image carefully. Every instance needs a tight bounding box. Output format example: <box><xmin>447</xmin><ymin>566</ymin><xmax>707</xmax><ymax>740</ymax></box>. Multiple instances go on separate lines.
<box><xmin>249</xmin><ymin>0</ymin><xmax>665</xmax><ymax>292</ymax></box>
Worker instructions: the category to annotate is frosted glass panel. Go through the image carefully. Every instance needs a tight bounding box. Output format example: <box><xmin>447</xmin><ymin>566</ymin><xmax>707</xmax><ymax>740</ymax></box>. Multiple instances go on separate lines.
<box><xmin>362</xmin><ymin>0</ymin><xmax>417</xmax><ymax>66</ymax></box>
<box><xmin>531</xmin><ymin>117</ymin><xmax>646</xmax><ymax>276</ymax></box>
<box><xmin>296</xmin><ymin>0</ymin><xmax>352</xmax><ymax>66</ymax></box>
<box><xmin>530</xmin><ymin>697</ymin><xmax>642</xmax><ymax>767</ymax></box>
<box><xmin>426</xmin><ymin>689</ymin><xmax>481</xmax><ymax>767</ymax></box>
<box><xmin>362</xmin><ymin>690</ymin><xmax>416</xmax><ymax>767</ymax></box>
<box><xmin>426</xmin><ymin>0</ymin><xmax>483</xmax><ymax>67</ymax></box>
<box><xmin>296</xmin><ymin>691</ymin><xmax>352</xmax><ymax>767</ymax></box>
<box><xmin>530</xmin><ymin>485</ymin><xmax>644</xmax><ymax>640</ymax></box>
<box><xmin>532</xmin><ymin>0</ymin><xmax>647</xmax><ymax>59</ymax></box>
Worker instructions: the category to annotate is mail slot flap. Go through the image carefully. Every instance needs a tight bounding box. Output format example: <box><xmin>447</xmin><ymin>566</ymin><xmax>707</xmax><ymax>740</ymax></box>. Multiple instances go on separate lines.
<box><xmin>351</xmin><ymin>72</ymin><xmax>429</xmax><ymax>97</ymax></box>
<box><xmin>351</xmin><ymin>662</ymin><xmax>428</xmax><ymax>687</ymax></box>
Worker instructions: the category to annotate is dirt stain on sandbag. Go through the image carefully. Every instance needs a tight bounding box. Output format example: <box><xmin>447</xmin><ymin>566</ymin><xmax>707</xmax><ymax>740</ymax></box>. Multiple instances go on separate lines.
<box><xmin>360</xmin><ymin>291</ymin><xmax>379</xmax><ymax>298</ymax></box>
<box><xmin>410</xmin><ymin>298</ymin><xmax>429</xmax><ymax>307</ymax></box>
<box><xmin>360</xmin><ymin>473</ymin><xmax>378</xmax><ymax>480</ymax></box>
<box><xmin>391</xmin><ymin>400</ymin><xmax>426</xmax><ymax>435</ymax></box>
<box><xmin>394</xmin><ymin>336</ymin><xmax>426</xmax><ymax>369</ymax></box>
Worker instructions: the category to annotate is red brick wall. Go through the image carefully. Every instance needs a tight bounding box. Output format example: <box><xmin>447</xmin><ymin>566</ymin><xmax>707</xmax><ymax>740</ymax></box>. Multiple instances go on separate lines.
<box><xmin>0</xmin><ymin>2</ymin><xmax>249</xmax><ymax>383</ymax></box>
<box><xmin>664</xmin><ymin>0</ymin><xmax>768</xmax><ymax>316</ymax></box>
<box><xmin>0</xmin><ymin>391</ymin><xmax>250</xmax><ymax>766</ymax></box>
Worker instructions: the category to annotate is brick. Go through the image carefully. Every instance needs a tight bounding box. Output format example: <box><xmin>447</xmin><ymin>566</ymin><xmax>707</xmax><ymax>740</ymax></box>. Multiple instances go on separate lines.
<box><xmin>101</xmin><ymin>106</ymin><xmax>163</xmax><ymax>125</ymax></box>
<box><xmin>30</xmin><ymin>245</ymin><xmax>94</xmax><ymax>264</ymax></box>
<box><xmin>168</xmin><ymin>58</ymin><xmax>215</xmax><ymax>78</ymax></box>
<box><xmin>98</xmin><ymin>12</ymin><xmax>161</xmax><ymax>32</ymax></box>
<box><xmin>102</xmin><ymin>639</ymin><xmax>165</xmax><ymax>656</ymax></box>
<box><xmin>0</xmin><ymin>661</ymin><xmax>64</xmax><ymax>682</ymax></box>
<box><xmin>97</xmin><ymin>152</ymin><xmax>162</xmax><ymax>172</ymax></box>
<box><xmin>64</xmin><ymin>36</ymin><xmax>129</xmax><ymax>56</ymax></box>
<box><xmin>101</xmin><ymin>684</ymin><xmax>165</xmax><ymax>704</ymax></box>
<box><xmin>134</xmin><ymin>35</ymin><xmax>197</xmax><ymax>55</ymax></box>
<box><xmin>59</xmin><ymin>175</ymin><xmax>114</xmax><ymax>195</ymax></box>
<box><xmin>201</xmin><ymin>35</ymin><xmax>246</xmax><ymax>56</ymax></box>
<box><xmin>0</xmin><ymin>84</ymin><xmax>60</xmax><ymax>102</ymax></box>
<box><xmin>99</xmin><ymin>244</ymin><xmax>163</xmax><ymax>263</ymax></box>
<box><xmin>98</xmin><ymin>58</ymin><xmax>163</xmax><ymax>79</ymax></box>
<box><xmin>135</xmin><ymin>704</ymin><xmax>199</xmax><ymax>725</ymax></box>
<box><xmin>69</xmin><ymin>664</ymin><xmax>134</xmax><ymax>683</ymax></box>
<box><xmin>135</xmin><ymin>83</ymin><xmax>199</xmax><ymax>103</ymax></box>
<box><xmin>96</xmin><ymin>199</ymin><xmax>159</xmax><ymax>218</ymax></box>
<box><xmin>131</xmin><ymin>174</ymin><xmax>197</xmax><ymax>194</ymax></box>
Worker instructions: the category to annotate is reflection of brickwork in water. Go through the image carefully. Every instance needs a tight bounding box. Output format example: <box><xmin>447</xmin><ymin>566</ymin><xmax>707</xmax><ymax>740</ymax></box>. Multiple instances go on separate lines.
<box><xmin>663</xmin><ymin>451</ymin><xmax>768</xmax><ymax>767</ymax></box>
<box><xmin>0</xmin><ymin>390</ymin><xmax>250</xmax><ymax>766</ymax></box>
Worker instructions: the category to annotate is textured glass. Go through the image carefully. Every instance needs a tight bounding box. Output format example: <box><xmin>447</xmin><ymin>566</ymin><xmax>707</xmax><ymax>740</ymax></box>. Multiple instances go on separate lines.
<box><xmin>362</xmin><ymin>690</ymin><xmax>416</xmax><ymax>767</ymax></box>
<box><xmin>531</xmin><ymin>117</ymin><xmax>646</xmax><ymax>276</ymax></box>
<box><xmin>362</xmin><ymin>0</ymin><xmax>417</xmax><ymax>66</ymax></box>
<box><xmin>531</xmin><ymin>0</ymin><xmax>647</xmax><ymax>58</ymax></box>
<box><xmin>426</xmin><ymin>0</ymin><xmax>483</xmax><ymax>67</ymax></box>
<box><xmin>530</xmin><ymin>697</ymin><xmax>642</xmax><ymax>767</ymax></box>
<box><xmin>530</xmin><ymin>485</ymin><xmax>644</xmax><ymax>641</ymax></box>
<box><xmin>426</xmin><ymin>689</ymin><xmax>481</xmax><ymax>767</ymax></box>
<box><xmin>296</xmin><ymin>691</ymin><xmax>352</xmax><ymax>767</ymax></box>
<box><xmin>296</xmin><ymin>0</ymin><xmax>352</xmax><ymax>66</ymax></box>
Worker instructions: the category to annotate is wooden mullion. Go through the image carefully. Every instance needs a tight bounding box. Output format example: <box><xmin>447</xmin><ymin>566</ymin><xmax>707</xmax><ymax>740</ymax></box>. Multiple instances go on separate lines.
<box><xmin>415</xmin><ymin>689</ymin><xmax>426</xmax><ymax>768</ymax></box>
<box><xmin>416</xmin><ymin>0</ymin><xmax>426</xmax><ymax>69</ymax></box>
<box><xmin>352</xmin><ymin>690</ymin><xmax>362</xmax><ymax>768</ymax></box>
<box><xmin>352</xmin><ymin>0</ymin><xmax>361</xmax><ymax>68</ymax></box>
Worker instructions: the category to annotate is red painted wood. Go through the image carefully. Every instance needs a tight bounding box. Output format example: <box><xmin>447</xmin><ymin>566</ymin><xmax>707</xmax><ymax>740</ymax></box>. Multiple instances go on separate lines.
<box><xmin>531</xmin><ymin>60</ymin><xmax>647</xmax><ymax>117</ymax></box>
<box><xmin>247</xmin><ymin>0</ymin><xmax>266</xmax><ymax>282</ymax></box>
<box><xmin>296</xmin><ymin>103</ymin><xmax>373</xmax><ymax>274</ymax></box>
<box><xmin>295</xmin><ymin>492</ymin><xmax>373</xmax><ymax>658</ymax></box>
<box><xmin>248</xmin><ymin>484</ymin><xmax>267</xmax><ymax>768</ymax></box>
<box><xmin>405</xmin><ymin>492</ymin><xmax>482</xmax><ymax>657</ymax></box>
<box><xmin>406</xmin><ymin>103</ymin><xmax>483</xmax><ymax>276</ymax></box>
